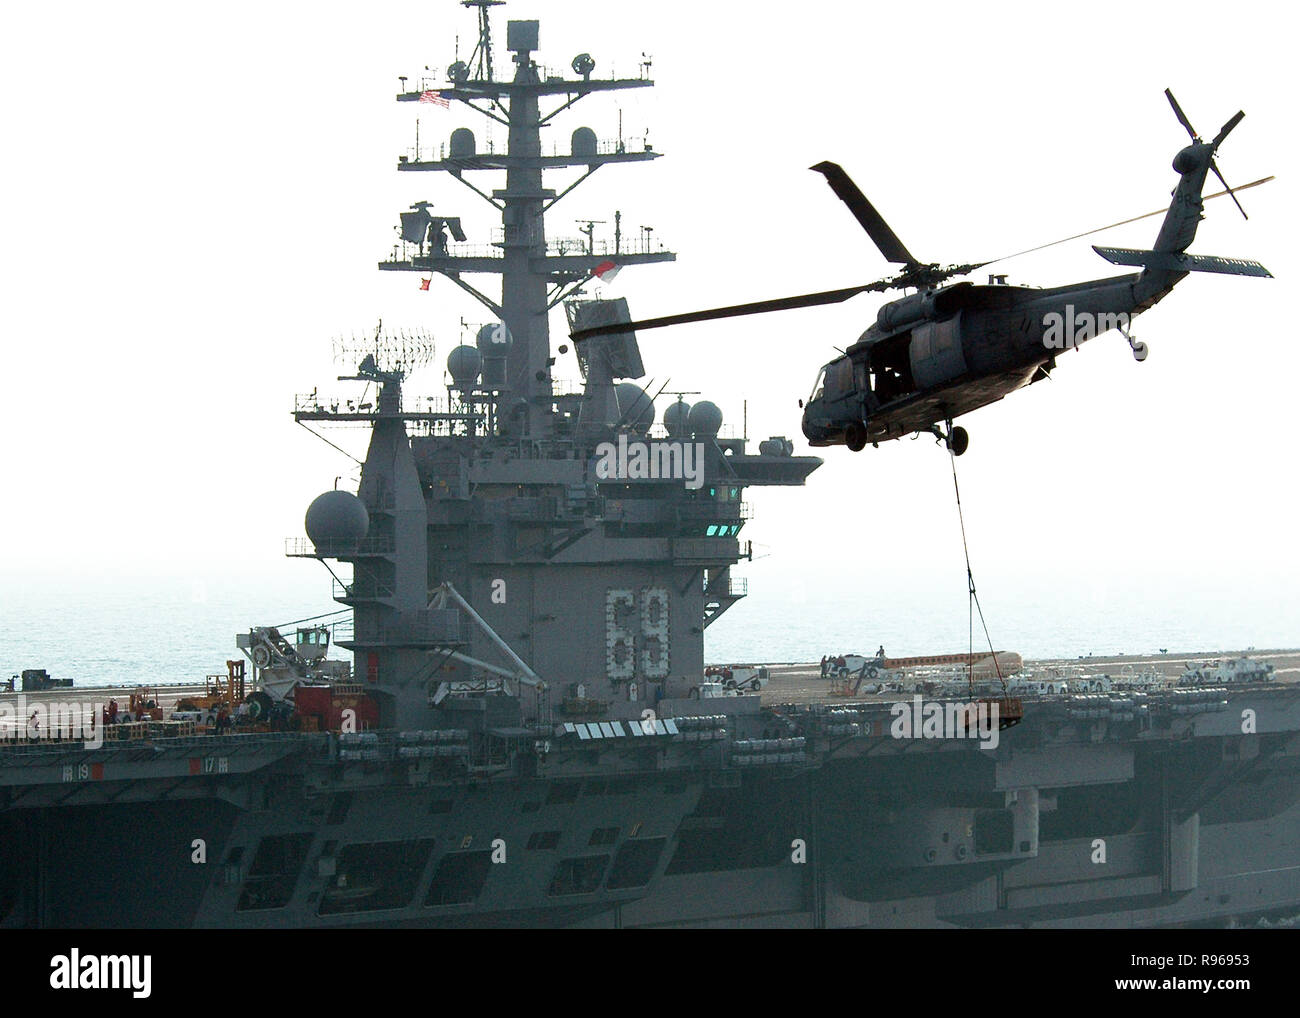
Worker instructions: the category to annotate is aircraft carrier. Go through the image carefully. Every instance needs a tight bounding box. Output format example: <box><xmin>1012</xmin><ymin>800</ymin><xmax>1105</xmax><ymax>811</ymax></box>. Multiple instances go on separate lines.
<box><xmin>3</xmin><ymin>2</ymin><xmax>1299</xmax><ymax>930</ymax></box>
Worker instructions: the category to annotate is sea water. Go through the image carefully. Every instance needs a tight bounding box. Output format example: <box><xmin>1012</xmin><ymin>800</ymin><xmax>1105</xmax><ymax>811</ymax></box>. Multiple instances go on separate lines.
<box><xmin>2</xmin><ymin>565</ymin><xmax>1297</xmax><ymax>687</ymax></box>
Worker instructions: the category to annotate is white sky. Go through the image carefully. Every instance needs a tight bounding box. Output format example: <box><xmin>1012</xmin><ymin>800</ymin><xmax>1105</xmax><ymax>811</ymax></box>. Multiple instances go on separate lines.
<box><xmin>2</xmin><ymin>1</ymin><xmax>1296</xmax><ymax>647</ymax></box>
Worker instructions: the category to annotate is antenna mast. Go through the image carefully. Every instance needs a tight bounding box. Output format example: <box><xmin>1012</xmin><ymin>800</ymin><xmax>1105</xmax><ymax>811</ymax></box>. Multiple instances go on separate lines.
<box><xmin>463</xmin><ymin>0</ymin><xmax>504</xmax><ymax>81</ymax></box>
<box><xmin>386</xmin><ymin>3</ymin><xmax>676</xmax><ymax>437</ymax></box>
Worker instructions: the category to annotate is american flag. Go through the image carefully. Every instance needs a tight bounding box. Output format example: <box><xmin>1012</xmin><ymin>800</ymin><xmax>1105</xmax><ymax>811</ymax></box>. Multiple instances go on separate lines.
<box><xmin>419</xmin><ymin>90</ymin><xmax>450</xmax><ymax>108</ymax></box>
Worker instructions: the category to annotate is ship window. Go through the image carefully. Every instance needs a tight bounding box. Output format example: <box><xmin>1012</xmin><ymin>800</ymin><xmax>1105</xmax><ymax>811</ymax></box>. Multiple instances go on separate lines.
<box><xmin>606</xmin><ymin>838</ymin><xmax>667</xmax><ymax>890</ymax></box>
<box><xmin>548</xmin><ymin>855</ymin><xmax>610</xmax><ymax>896</ymax></box>
<box><xmin>527</xmin><ymin>831</ymin><xmax>562</xmax><ymax>850</ymax></box>
<box><xmin>237</xmin><ymin>833</ymin><xmax>313</xmax><ymax>912</ymax></box>
<box><xmin>606</xmin><ymin>777</ymin><xmax>637</xmax><ymax>796</ymax></box>
<box><xmin>520</xmin><ymin>801</ymin><xmax>541</xmax><ymax>814</ymax></box>
<box><xmin>589</xmin><ymin>826</ymin><xmax>620</xmax><ymax>847</ymax></box>
<box><xmin>582</xmin><ymin>778</ymin><xmax>606</xmax><ymax>797</ymax></box>
<box><xmin>545</xmin><ymin>781</ymin><xmax>580</xmax><ymax>805</ymax></box>
<box><xmin>424</xmin><ymin>850</ymin><xmax>493</xmax><ymax>906</ymax></box>
<box><xmin>224</xmin><ymin>846</ymin><xmax>245</xmax><ymax>865</ymax></box>
<box><xmin>246</xmin><ymin>833</ymin><xmax>312</xmax><ymax>878</ymax></box>
<box><xmin>690</xmin><ymin>788</ymin><xmax>726</xmax><ymax>818</ymax></box>
<box><xmin>318</xmin><ymin>838</ymin><xmax>436</xmax><ymax>916</ymax></box>
<box><xmin>974</xmin><ymin>810</ymin><xmax>1015</xmax><ymax>855</ymax></box>
<box><xmin>429</xmin><ymin>798</ymin><xmax>454</xmax><ymax>814</ymax></box>
<box><xmin>326</xmin><ymin>793</ymin><xmax>353</xmax><ymax>825</ymax></box>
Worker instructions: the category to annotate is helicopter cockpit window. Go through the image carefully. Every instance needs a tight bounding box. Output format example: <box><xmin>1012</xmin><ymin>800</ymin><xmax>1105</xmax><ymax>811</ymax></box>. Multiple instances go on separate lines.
<box><xmin>809</xmin><ymin>367</ymin><xmax>827</xmax><ymax>403</ymax></box>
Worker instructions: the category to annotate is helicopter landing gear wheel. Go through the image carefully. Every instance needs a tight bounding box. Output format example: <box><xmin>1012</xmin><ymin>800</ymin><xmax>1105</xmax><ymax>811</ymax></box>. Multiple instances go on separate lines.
<box><xmin>925</xmin><ymin>421</ymin><xmax>967</xmax><ymax>455</ymax></box>
<box><xmin>844</xmin><ymin>422</ymin><xmax>867</xmax><ymax>452</ymax></box>
<box><xmin>929</xmin><ymin>420</ymin><xmax>968</xmax><ymax>456</ymax></box>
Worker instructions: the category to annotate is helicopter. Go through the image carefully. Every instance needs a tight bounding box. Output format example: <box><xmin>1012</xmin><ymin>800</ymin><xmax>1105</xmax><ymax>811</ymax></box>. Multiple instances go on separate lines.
<box><xmin>571</xmin><ymin>91</ymin><xmax>1272</xmax><ymax>456</ymax></box>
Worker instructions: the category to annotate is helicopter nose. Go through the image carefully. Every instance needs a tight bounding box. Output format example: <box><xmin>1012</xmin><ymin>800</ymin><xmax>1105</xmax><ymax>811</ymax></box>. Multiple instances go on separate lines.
<box><xmin>1173</xmin><ymin>143</ymin><xmax>1208</xmax><ymax>175</ymax></box>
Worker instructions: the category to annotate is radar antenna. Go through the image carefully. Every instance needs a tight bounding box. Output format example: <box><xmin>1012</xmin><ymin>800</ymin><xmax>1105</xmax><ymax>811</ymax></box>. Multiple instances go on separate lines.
<box><xmin>576</xmin><ymin>219</ymin><xmax>606</xmax><ymax>255</ymax></box>
<box><xmin>461</xmin><ymin>0</ymin><xmax>505</xmax><ymax>82</ymax></box>
<box><xmin>333</xmin><ymin>318</ymin><xmax>437</xmax><ymax>381</ymax></box>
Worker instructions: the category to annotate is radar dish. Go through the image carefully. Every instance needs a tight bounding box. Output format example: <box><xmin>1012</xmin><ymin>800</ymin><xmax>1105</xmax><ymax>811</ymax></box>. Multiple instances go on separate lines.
<box><xmin>688</xmin><ymin>400</ymin><xmax>723</xmax><ymax>438</ymax></box>
<box><xmin>447</xmin><ymin>344</ymin><xmax>483</xmax><ymax>386</ymax></box>
<box><xmin>305</xmin><ymin>490</ymin><xmax>369</xmax><ymax>545</ymax></box>
<box><xmin>663</xmin><ymin>400</ymin><xmax>692</xmax><ymax>438</ymax></box>
<box><xmin>615</xmin><ymin>383</ymin><xmax>655</xmax><ymax>433</ymax></box>
<box><xmin>476</xmin><ymin>322</ymin><xmax>513</xmax><ymax>350</ymax></box>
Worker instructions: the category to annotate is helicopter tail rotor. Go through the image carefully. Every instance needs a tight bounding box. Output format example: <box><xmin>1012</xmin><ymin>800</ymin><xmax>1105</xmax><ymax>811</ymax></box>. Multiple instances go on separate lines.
<box><xmin>1164</xmin><ymin>88</ymin><xmax>1199</xmax><ymax>143</ymax></box>
<box><xmin>1164</xmin><ymin>88</ymin><xmax>1249</xmax><ymax>219</ymax></box>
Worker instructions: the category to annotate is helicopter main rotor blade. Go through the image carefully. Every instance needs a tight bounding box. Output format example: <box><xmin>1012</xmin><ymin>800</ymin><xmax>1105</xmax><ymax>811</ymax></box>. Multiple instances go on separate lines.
<box><xmin>1165</xmin><ymin>88</ymin><xmax>1199</xmax><ymax>140</ymax></box>
<box><xmin>810</xmin><ymin>161</ymin><xmax>920</xmax><ymax>268</ymax></box>
<box><xmin>571</xmin><ymin>171</ymin><xmax>1275</xmax><ymax>345</ymax></box>
<box><xmin>570</xmin><ymin>281</ymin><xmax>887</xmax><ymax>341</ymax></box>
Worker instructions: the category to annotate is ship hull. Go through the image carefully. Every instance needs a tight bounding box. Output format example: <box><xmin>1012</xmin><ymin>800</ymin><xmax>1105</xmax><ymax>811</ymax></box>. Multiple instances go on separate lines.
<box><xmin>6</xmin><ymin>688</ymin><xmax>1300</xmax><ymax>929</ymax></box>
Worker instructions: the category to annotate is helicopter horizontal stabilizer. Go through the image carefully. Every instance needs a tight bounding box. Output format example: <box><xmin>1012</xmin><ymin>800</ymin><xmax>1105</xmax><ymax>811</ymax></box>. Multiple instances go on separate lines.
<box><xmin>1092</xmin><ymin>245</ymin><xmax>1272</xmax><ymax>278</ymax></box>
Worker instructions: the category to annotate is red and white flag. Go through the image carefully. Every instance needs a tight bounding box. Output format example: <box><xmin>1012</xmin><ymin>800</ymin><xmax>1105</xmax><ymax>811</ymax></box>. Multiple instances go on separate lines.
<box><xmin>419</xmin><ymin>90</ymin><xmax>450</xmax><ymax>108</ymax></box>
<box><xmin>419</xmin><ymin>277</ymin><xmax>431</xmax><ymax>291</ymax></box>
<box><xmin>592</xmin><ymin>259</ymin><xmax>621</xmax><ymax>282</ymax></box>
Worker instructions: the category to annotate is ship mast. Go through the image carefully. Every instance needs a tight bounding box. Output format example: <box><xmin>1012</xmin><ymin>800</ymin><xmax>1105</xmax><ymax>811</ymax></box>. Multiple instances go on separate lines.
<box><xmin>383</xmin><ymin>1</ymin><xmax>675</xmax><ymax>438</ymax></box>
